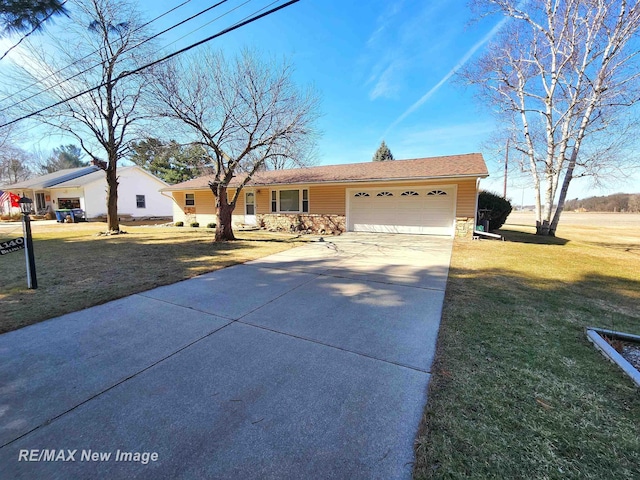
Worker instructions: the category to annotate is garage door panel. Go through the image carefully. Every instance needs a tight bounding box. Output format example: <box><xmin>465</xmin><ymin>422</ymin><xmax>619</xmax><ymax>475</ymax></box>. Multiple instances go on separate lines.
<box><xmin>348</xmin><ymin>187</ymin><xmax>455</xmax><ymax>236</ymax></box>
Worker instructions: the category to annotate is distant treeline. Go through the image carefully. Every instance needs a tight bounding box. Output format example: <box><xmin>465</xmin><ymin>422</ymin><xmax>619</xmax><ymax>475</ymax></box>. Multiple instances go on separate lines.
<box><xmin>564</xmin><ymin>193</ymin><xmax>640</xmax><ymax>212</ymax></box>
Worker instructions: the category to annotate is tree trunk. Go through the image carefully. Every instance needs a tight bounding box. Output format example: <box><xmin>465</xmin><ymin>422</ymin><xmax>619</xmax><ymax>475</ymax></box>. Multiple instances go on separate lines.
<box><xmin>549</xmin><ymin>148</ymin><xmax>578</xmax><ymax>236</ymax></box>
<box><xmin>105</xmin><ymin>166</ymin><xmax>119</xmax><ymax>232</ymax></box>
<box><xmin>215</xmin><ymin>185</ymin><xmax>236</xmax><ymax>241</ymax></box>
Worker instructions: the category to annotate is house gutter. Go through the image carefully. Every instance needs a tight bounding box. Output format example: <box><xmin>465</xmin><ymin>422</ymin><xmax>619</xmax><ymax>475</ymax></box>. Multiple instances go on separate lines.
<box><xmin>161</xmin><ymin>173</ymin><xmax>490</xmax><ymax>192</ymax></box>
<box><xmin>161</xmin><ymin>191</ymin><xmax>181</xmax><ymax>207</ymax></box>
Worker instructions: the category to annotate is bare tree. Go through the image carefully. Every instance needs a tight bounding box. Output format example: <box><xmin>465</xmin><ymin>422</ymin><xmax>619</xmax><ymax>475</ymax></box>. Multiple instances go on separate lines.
<box><xmin>5</xmin><ymin>0</ymin><xmax>151</xmax><ymax>232</ymax></box>
<box><xmin>0</xmin><ymin>143</ymin><xmax>32</xmax><ymax>184</ymax></box>
<box><xmin>465</xmin><ymin>0</ymin><xmax>640</xmax><ymax>235</ymax></box>
<box><xmin>150</xmin><ymin>48</ymin><xmax>320</xmax><ymax>241</ymax></box>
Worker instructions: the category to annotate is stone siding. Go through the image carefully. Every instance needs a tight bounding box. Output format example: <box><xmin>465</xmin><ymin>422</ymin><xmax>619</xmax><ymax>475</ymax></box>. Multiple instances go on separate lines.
<box><xmin>455</xmin><ymin>217</ymin><xmax>475</xmax><ymax>238</ymax></box>
<box><xmin>257</xmin><ymin>214</ymin><xmax>346</xmax><ymax>234</ymax></box>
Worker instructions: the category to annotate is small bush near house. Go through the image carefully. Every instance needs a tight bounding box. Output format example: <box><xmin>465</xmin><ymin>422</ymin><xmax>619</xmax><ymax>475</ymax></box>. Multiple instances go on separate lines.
<box><xmin>190</xmin><ymin>222</ymin><xmax>199</xmax><ymax>228</ymax></box>
<box><xmin>174</xmin><ymin>221</ymin><xmax>184</xmax><ymax>227</ymax></box>
<box><xmin>478</xmin><ymin>191</ymin><xmax>512</xmax><ymax>230</ymax></box>
<box><xmin>207</xmin><ymin>223</ymin><xmax>216</xmax><ymax>229</ymax></box>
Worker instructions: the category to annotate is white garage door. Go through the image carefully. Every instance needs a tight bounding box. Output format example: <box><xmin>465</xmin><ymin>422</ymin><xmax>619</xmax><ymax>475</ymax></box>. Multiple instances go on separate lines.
<box><xmin>348</xmin><ymin>186</ymin><xmax>455</xmax><ymax>236</ymax></box>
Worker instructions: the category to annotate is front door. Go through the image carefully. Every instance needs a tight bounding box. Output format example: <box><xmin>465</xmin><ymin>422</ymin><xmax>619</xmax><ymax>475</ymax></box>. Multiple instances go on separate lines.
<box><xmin>35</xmin><ymin>192</ymin><xmax>46</xmax><ymax>213</ymax></box>
<box><xmin>245</xmin><ymin>191</ymin><xmax>256</xmax><ymax>225</ymax></box>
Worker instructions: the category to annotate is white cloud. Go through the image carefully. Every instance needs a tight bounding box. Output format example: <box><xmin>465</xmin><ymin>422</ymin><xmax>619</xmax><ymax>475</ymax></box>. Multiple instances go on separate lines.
<box><xmin>383</xmin><ymin>16</ymin><xmax>509</xmax><ymax>137</ymax></box>
<box><xmin>369</xmin><ymin>61</ymin><xmax>402</xmax><ymax>100</ymax></box>
<box><xmin>362</xmin><ymin>1</ymin><xmax>444</xmax><ymax>101</ymax></box>
<box><xmin>393</xmin><ymin>121</ymin><xmax>495</xmax><ymax>156</ymax></box>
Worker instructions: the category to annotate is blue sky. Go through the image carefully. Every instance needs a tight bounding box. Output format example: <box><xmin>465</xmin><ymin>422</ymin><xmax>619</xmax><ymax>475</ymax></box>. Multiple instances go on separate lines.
<box><xmin>149</xmin><ymin>0</ymin><xmax>525</xmax><ymax>198</ymax></box>
<box><xmin>2</xmin><ymin>0</ymin><xmax>638</xmax><ymax>203</ymax></box>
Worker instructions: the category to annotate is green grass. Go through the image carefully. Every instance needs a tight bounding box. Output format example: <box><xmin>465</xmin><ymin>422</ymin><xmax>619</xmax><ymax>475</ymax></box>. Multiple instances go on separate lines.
<box><xmin>414</xmin><ymin>218</ymin><xmax>640</xmax><ymax>479</ymax></box>
<box><xmin>0</xmin><ymin>221</ymin><xmax>305</xmax><ymax>333</ymax></box>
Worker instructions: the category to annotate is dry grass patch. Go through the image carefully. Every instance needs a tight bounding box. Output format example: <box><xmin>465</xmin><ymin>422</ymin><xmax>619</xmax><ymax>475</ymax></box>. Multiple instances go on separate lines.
<box><xmin>414</xmin><ymin>214</ymin><xmax>640</xmax><ymax>479</ymax></box>
<box><xmin>0</xmin><ymin>222</ymin><xmax>306</xmax><ymax>333</ymax></box>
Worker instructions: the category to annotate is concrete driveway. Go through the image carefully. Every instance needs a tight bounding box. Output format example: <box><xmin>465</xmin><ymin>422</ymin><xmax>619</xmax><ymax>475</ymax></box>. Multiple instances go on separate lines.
<box><xmin>0</xmin><ymin>233</ymin><xmax>453</xmax><ymax>479</ymax></box>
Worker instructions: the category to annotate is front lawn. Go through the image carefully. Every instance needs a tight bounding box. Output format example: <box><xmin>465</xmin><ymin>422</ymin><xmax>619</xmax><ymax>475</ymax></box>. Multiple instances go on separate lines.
<box><xmin>0</xmin><ymin>222</ymin><xmax>305</xmax><ymax>333</ymax></box>
<box><xmin>414</xmin><ymin>213</ymin><xmax>640</xmax><ymax>479</ymax></box>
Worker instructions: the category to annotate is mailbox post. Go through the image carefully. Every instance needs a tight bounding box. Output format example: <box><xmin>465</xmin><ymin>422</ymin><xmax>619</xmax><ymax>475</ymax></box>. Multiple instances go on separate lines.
<box><xmin>18</xmin><ymin>196</ymin><xmax>37</xmax><ymax>289</ymax></box>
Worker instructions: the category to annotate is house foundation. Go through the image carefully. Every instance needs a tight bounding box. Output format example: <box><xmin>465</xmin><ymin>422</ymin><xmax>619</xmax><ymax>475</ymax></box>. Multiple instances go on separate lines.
<box><xmin>257</xmin><ymin>214</ymin><xmax>346</xmax><ymax>234</ymax></box>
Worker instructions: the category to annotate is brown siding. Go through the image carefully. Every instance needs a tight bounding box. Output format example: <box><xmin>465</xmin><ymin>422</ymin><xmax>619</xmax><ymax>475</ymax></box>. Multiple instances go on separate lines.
<box><xmin>255</xmin><ymin>189</ymin><xmax>270</xmax><ymax>214</ymax></box>
<box><xmin>232</xmin><ymin>189</ymin><xmax>245</xmax><ymax>212</ymax></box>
<box><xmin>309</xmin><ymin>185</ymin><xmax>346</xmax><ymax>215</ymax></box>
<box><xmin>455</xmin><ymin>179</ymin><xmax>477</xmax><ymax>217</ymax></box>
<box><xmin>172</xmin><ymin>188</ymin><xmax>245</xmax><ymax>215</ymax></box>
<box><xmin>193</xmin><ymin>190</ymin><xmax>216</xmax><ymax>215</ymax></box>
<box><xmin>172</xmin><ymin>178</ymin><xmax>479</xmax><ymax>217</ymax></box>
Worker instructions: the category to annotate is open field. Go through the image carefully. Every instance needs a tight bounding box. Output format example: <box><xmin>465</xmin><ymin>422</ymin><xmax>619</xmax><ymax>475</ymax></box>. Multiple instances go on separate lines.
<box><xmin>414</xmin><ymin>212</ymin><xmax>640</xmax><ymax>479</ymax></box>
<box><xmin>509</xmin><ymin>210</ymin><xmax>640</xmax><ymax>227</ymax></box>
<box><xmin>0</xmin><ymin>221</ymin><xmax>305</xmax><ymax>333</ymax></box>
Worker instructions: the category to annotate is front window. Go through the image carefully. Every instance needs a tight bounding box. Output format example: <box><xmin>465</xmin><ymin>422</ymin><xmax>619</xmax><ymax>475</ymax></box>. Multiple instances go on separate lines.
<box><xmin>185</xmin><ymin>193</ymin><xmax>195</xmax><ymax>206</ymax></box>
<box><xmin>279</xmin><ymin>190</ymin><xmax>300</xmax><ymax>212</ymax></box>
<box><xmin>58</xmin><ymin>198</ymin><xmax>81</xmax><ymax>209</ymax></box>
<box><xmin>136</xmin><ymin>195</ymin><xmax>146</xmax><ymax>208</ymax></box>
<box><xmin>271</xmin><ymin>188</ymin><xmax>309</xmax><ymax>213</ymax></box>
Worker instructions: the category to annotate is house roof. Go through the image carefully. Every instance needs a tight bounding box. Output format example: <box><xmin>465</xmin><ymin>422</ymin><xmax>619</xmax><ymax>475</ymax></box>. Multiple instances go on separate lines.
<box><xmin>3</xmin><ymin>166</ymin><xmax>101</xmax><ymax>190</ymax></box>
<box><xmin>51</xmin><ymin>166</ymin><xmax>169</xmax><ymax>188</ymax></box>
<box><xmin>162</xmin><ymin>153</ymin><xmax>489</xmax><ymax>191</ymax></box>
<box><xmin>3</xmin><ymin>165</ymin><xmax>169</xmax><ymax>191</ymax></box>
<box><xmin>50</xmin><ymin>168</ymin><xmax>106</xmax><ymax>188</ymax></box>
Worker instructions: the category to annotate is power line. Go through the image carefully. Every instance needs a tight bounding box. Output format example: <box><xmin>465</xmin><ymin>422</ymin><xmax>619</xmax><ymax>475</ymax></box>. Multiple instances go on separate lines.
<box><xmin>0</xmin><ymin>0</ymin><xmax>194</xmax><ymax>107</ymax></box>
<box><xmin>0</xmin><ymin>0</ymin><xmax>301</xmax><ymax>130</ymax></box>
<box><xmin>0</xmin><ymin>0</ymin><xmax>230</xmax><ymax>114</ymax></box>
<box><xmin>158</xmin><ymin>0</ymin><xmax>253</xmax><ymax>53</ymax></box>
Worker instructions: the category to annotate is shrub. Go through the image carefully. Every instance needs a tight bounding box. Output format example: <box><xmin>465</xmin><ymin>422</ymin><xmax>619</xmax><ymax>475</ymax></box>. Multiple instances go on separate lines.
<box><xmin>206</xmin><ymin>223</ymin><xmax>216</xmax><ymax>229</ymax></box>
<box><xmin>174</xmin><ymin>221</ymin><xmax>184</xmax><ymax>227</ymax></box>
<box><xmin>478</xmin><ymin>191</ymin><xmax>512</xmax><ymax>230</ymax></box>
<box><xmin>190</xmin><ymin>222</ymin><xmax>199</xmax><ymax>228</ymax></box>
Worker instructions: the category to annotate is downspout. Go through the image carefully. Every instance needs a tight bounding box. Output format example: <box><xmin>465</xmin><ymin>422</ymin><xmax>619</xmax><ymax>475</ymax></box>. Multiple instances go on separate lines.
<box><xmin>474</xmin><ymin>178</ymin><xmax>481</xmax><ymax>230</ymax></box>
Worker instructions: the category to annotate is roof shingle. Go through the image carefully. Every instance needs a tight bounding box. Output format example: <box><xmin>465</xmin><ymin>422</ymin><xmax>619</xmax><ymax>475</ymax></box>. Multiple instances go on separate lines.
<box><xmin>163</xmin><ymin>153</ymin><xmax>488</xmax><ymax>191</ymax></box>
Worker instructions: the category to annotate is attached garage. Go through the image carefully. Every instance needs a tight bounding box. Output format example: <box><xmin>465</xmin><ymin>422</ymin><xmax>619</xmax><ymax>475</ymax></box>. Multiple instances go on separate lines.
<box><xmin>347</xmin><ymin>186</ymin><xmax>456</xmax><ymax>236</ymax></box>
<box><xmin>164</xmin><ymin>153</ymin><xmax>488</xmax><ymax>238</ymax></box>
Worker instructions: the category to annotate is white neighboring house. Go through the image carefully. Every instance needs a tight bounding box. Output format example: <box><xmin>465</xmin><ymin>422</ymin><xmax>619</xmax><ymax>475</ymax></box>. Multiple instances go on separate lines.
<box><xmin>2</xmin><ymin>165</ymin><xmax>173</xmax><ymax>219</ymax></box>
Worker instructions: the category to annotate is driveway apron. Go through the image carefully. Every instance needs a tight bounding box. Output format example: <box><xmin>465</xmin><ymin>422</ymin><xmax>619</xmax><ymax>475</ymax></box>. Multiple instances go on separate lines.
<box><xmin>0</xmin><ymin>233</ymin><xmax>453</xmax><ymax>479</ymax></box>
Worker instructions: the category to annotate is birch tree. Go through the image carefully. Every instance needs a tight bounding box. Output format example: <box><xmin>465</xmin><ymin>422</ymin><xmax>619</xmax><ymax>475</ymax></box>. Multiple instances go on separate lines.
<box><xmin>466</xmin><ymin>0</ymin><xmax>640</xmax><ymax>235</ymax></box>
<box><xmin>5</xmin><ymin>0</ymin><xmax>151</xmax><ymax>232</ymax></box>
<box><xmin>150</xmin><ymin>49</ymin><xmax>319</xmax><ymax>241</ymax></box>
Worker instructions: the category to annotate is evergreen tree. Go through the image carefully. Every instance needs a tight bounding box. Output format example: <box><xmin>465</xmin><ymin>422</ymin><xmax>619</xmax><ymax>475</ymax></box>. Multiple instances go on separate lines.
<box><xmin>0</xmin><ymin>0</ymin><xmax>68</xmax><ymax>35</ymax></box>
<box><xmin>39</xmin><ymin>144</ymin><xmax>87</xmax><ymax>173</ymax></box>
<box><xmin>129</xmin><ymin>138</ymin><xmax>204</xmax><ymax>184</ymax></box>
<box><xmin>372</xmin><ymin>141</ymin><xmax>394</xmax><ymax>162</ymax></box>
